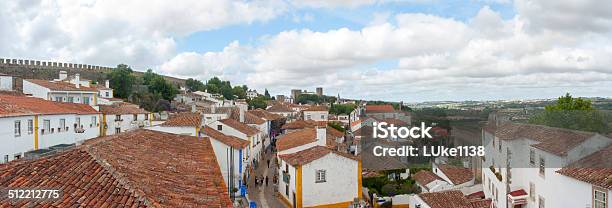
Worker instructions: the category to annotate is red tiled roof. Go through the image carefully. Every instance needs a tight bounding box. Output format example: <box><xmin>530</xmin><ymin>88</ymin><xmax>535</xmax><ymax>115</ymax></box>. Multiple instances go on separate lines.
<box><xmin>413</xmin><ymin>170</ymin><xmax>444</xmax><ymax>187</ymax></box>
<box><xmin>365</xmin><ymin>105</ymin><xmax>395</xmax><ymax>113</ymax></box>
<box><xmin>266</xmin><ymin>104</ymin><xmax>294</xmax><ymax>113</ymax></box>
<box><xmin>202</xmin><ymin>126</ymin><xmax>250</xmax><ymax>149</ymax></box>
<box><xmin>279</xmin><ymin>146</ymin><xmax>358</xmax><ymax>166</ymax></box>
<box><xmin>0</xmin><ymin>95</ymin><xmax>97</xmax><ymax>117</ymax></box>
<box><xmin>378</xmin><ymin>118</ymin><xmax>408</xmax><ymax>126</ymax></box>
<box><xmin>467</xmin><ymin>191</ymin><xmax>485</xmax><ymax>199</ymax></box>
<box><xmin>25</xmin><ymin>79</ymin><xmax>98</xmax><ymax>92</ymax></box>
<box><xmin>486</xmin><ymin>122</ymin><xmax>595</xmax><ymax>156</ymax></box>
<box><xmin>469</xmin><ymin>199</ymin><xmax>492</xmax><ymax>208</ymax></box>
<box><xmin>0</xmin><ymin>129</ymin><xmax>232</xmax><ymax>207</ymax></box>
<box><xmin>248</xmin><ymin>109</ymin><xmax>283</xmax><ymax>120</ymax></box>
<box><xmin>418</xmin><ymin>190</ymin><xmax>477</xmax><ymax>208</ymax></box>
<box><xmin>276</xmin><ymin>128</ymin><xmax>318</xmax><ymax>151</ymax></box>
<box><xmin>161</xmin><ymin>112</ymin><xmax>202</xmax><ymax>127</ymax></box>
<box><xmin>99</xmin><ymin>103</ymin><xmax>149</xmax><ymax>115</ymax></box>
<box><xmin>303</xmin><ymin>105</ymin><xmax>328</xmax><ymax>111</ymax></box>
<box><xmin>327</xmin><ymin>126</ymin><xmax>344</xmax><ymax>138</ymax></box>
<box><xmin>281</xmin><ymin>120</ymin><xmax>317</xmax><ymax>129</ymax></box>
<box><xmin>219</xmin><ymin>118</ymin><xmax>260</xmax><ymax>136</ymax></box>
<box><xmin>245</xmin><ymin>111</ymin><xmax>266</xmax><ymax>125</ymax></box>
<box><xmin>437</xmin><ymin>164</ymin><xmax>474</xmax><ymax>185</ymax></box>
<box><xmin>557</xmin><ymin>144</ymin><xmax>612</xmax><ymax>189</ymax></box>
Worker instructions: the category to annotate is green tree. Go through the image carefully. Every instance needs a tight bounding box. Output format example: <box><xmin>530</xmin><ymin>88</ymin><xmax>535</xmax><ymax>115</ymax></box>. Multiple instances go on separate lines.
<box><xmin>296</xmin><ymin>94</ymin><xmax>321</xmax><ymax>104</ymax></box>
<box><xmin>329</xmin><ymin>103</ymin><xmax>356</xmax><ymax>115</ymax></box>
<box><xmin>264</xmin><ymin>89</ymin><xmax>271</xmax><ymax>99</ymax></box>
<box><xmin>142</xmin><ymin>69</ymin><xmax>157</xmax><ymax>85</ymax></box>
<box><xmin>148</xmin><ymin>76</ymin><xmax>178</xmax><ymax>100</ymax></box>
<box><xmin>248</xmin><ymin>96</ymin><xmax>268</xmax><ymax>109</ymax></box>
<box><xmin>185</xmin><ymin>78</ymin><xmax>206</xmax><ymax>92</ymax></box>
<box><xmin>232</xmin><ymin>86</ymin><xmax>247</xmax><ymax>99</ymax></box>
<box><xmin>529</xmin><ymin>93</ymin><xmax>609</xmax><ymax>133</ymax></box>
<box><xmin>327</xmin><ymin>122</ymin><xmax>345</xmax><ymax>132</ymax></box>
<box><xmin>107</xmin><ymin>64</ymin><xmax>135</xmax><ymax>98</ymax></box>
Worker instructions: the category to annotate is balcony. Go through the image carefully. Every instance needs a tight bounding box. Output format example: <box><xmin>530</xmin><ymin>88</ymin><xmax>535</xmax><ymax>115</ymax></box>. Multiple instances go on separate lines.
<box><xmin>507</xmin><ymin>189</ymin><xmax>528</xmax><ymax>206</ymax></box>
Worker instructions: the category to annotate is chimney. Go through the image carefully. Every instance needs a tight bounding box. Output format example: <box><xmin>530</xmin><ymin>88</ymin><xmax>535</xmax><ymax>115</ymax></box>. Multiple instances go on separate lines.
<box><xmin>105</xmin><ymin>80</ymin><xmax>110</xmax><ymax>88</ymax></box>
<box><xmin>59</xmin><ymin>71</ymin><xmax>67</xmax><ymax>80</ymax></box>
<box><xmin>316</xmin><ymin>126</ymin><xmax>327</xmax><ymax>147</ymax></box>
<box><xmin>239</xmin><ymin>106</ymin><xmax>245</xmax><ymax>123</ymax></box>
<box><xmin>75</xmin><ymin>73</ymin><xmax>80</xmax><ymax>88</ymax></box>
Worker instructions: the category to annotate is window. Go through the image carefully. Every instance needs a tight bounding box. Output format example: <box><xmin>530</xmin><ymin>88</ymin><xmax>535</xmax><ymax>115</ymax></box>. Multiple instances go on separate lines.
<box><xmin>133</xmin><ymin>114</ymin><xmax>138</xmax><ymax>121</ymax></box>
<box><xmin>306</xmin><ymin>115</ymin><xmax>311</xmax><ymax>120</ymax></box>
<box><xmin>145</xmin><ymin>114</ymin><xmax>149</xmax><ymax>120</ymax></box>
<box><xmin>315</xmin><ymin>170</ymin><xmax>326</xmax><ymax>183</ymax></box>
<box><xmin>594</xmin><ymin>187</ymin><xmax>607</xmax><ymax>208</ymax></box>
<box><xmin>3</xmin><ymin>155</ymin><xmax>8</xmax><ymax>163</ymax></box>
<box><xmin>14</xmin><ymin>121</ymin><xmax>21</xmax><ymax>137</ymax></box>
<box><xmin>320</xmin><ymin>115</ymin><xmax>324</xmax><ymax>119</ymax></box>
<box><xmin>115</xmin><ymin>115</ymin><xmax>121</xmax><ymax>121</ymax></box>
<box><xmin>27</xmin><ymin>119</ymin><xmax>33</xmax><ymax>134</ymax></box>
<box><xmin>43</xmin><ymin>120</ymin><xmax>50</xmax><ymax>134</ymax></box>
<box><xmin>67</xmin><ymin>97</ymin><xmax>74</xmax><ymax>103</ymax></box>
<box><xmin>59</xmin><ymin>119</ymin><xmax>65</xmax><ymax>132</ymax></box>
<box><xmin>55</xmin><ymin>96</ymin><xmax>63</xmax><ymax>102</ymax></box>
<box><xmin>83</xmin><ymin>97</ymin><xmax>90</xmax><ymax>104</ymax></box>
<box><xmin>529</xmin><ymin>182</ymin><xmax>535</xmax><ymax>201</ymax></box>
<box><xmin>217</xmin><ymin>125</ymin><xmax>223</xmax><ymax>131</ymax></box>
<box><xmin>529</xmin><ymin>149</ymin><xmax>535</xmax><ymax>166</ymax></box>
<box><xmin>91</xmin><ymin>116</ymin><xmax>97</xmax><ymax>127</ymax></box>
<box><xmin>105</xmin><ymin>92</ymin><xmax>109</xmax><ymax>97</ymax></box>
<box><xmin>539</xmin><ymin>157</ymin><xmax>545</xmax><ymax>176</ymax></box>
<box><xmin>115</xmin><ymin>127</ymin><xmax>121</xmax><ymax>134</ymax></box>
<box><xmin>539</xmin><ymin>196</ymin><xmax>545</xmax><ymax>208</ymax></box>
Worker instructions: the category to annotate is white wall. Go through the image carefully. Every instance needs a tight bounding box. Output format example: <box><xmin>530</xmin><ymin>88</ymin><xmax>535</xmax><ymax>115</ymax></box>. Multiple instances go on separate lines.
<box><xmin>147</xmin><ymin>126</ymin><xmax>197</xmax><ymax>136</ymax></box>
<box><xmin>303</xmin><ymin>111</ymin><xmax>328</xmax><ymax>121</ymax></box>
<box><xmin>301</xmin><ymin>153</ymin><xmax>359</xmax><ymax>207</ymax></box>
<box><xmin>209</xmin><ymin>138</ymin><xmax>248</xmax><ymax>195</ymax></box>
<box><xmin>23</xmin><ymin>80</ymin><xmax>50</xmax><ymax>99</ymax></box>
<box><xmin>278</xmin><ymin>159</ymin><xmax>298</xmax><ymax>206</ymax></box>
<box><xmin>0</xmin><ymin>115</ymin><xmax>35</xmax><ymax>163</ymax></box>
<box><xmin>104</xmin><ymin>113</ymin><xmax>150</xmax><ymax>136</ymax></box>
<box><xmin>0</xmin><ymin>75</ymin><xmax>13</xmax><ymax>90</ymax></box>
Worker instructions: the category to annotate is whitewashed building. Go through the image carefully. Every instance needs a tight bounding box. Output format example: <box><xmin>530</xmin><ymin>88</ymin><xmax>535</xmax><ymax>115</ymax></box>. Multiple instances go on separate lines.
<box><xmin>23</xmin><ymin>73</ymin><xmax>99</xmax><ymax>106</ymax></box>
<box><xmin>148</xmin><ymin>112</ymin><xmax>203</xmax><ymax>136</ymax></box>
<box><xmin>278</xmin><ymin>146</ymin><xmax>362</xmax><ymax>208</ymax></box>
<box><xmin>0</xmin><ymin>94</ymin><xmax>100</xmax><ymax>163</ymax></box>
<box><xmin>207</xmin><ymin>118</ymin><xmax>261</xmax><ymax>163</ymax></box>
<box><xmin>99</xmin><ymin>103</ymin><xmax>150</xmax><ymax>136</ymax></box>
<box><xmin>276</xmin><ymin>127</ymin><xmax>328</xmax><ymax>155</ymax></box>
<box><xmin>0</xmin><ymin>73</ymin><xmax>13</xmax><ymax>91</ymax></box>
<box><xmin>302</xmin><ymin>105</ymin><xmax>329</xmax><ymax>122</ymax></box>
<box><xmin>201</xmin><ymin>126</ymin><xmax>251</xmax><ymax>198</ymax></box>
<box><xmin>482</xmin><ymin>121</ymin><xmax>612</xmax><ymax>208</ymax></box>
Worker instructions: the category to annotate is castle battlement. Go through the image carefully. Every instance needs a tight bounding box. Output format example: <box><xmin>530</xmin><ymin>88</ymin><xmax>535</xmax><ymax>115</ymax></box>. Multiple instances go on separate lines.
<box><xmin>0</xmin><ymin>58</ymin><xmax>113</xmax><ymax>71</ymax></box>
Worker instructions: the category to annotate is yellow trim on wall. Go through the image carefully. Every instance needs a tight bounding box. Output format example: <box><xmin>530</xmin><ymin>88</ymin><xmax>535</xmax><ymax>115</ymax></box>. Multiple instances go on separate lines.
<box><xmin>297</xmin><ymin>165</ymin><xmax>303</xmax><ymax>208</ymax></box>
<box><xmin>101</xmin><ymin>114</ymin><xmax>107</xmax><ymax>136</ymax></box>
<box><xmin>358</xmin><ymin>160</ymin><xmax>363</xmax><ymax>199</ymax></box>
<box><xmin>34</xmin><ymin>115</ymin><xmax>39</xmax><ymax>150</ymax></box>
<box><xmin>195</xmin><ymin>126</ymin><xmax>201</xmax><ymax>137</ymax></box>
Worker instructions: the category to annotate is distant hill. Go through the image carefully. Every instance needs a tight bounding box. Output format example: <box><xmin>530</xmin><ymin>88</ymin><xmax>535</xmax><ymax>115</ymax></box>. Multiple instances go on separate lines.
<box><xmin>0</xmin><ymin>59</ymin><xmax>186</xmax><ymax>91</ymax></box>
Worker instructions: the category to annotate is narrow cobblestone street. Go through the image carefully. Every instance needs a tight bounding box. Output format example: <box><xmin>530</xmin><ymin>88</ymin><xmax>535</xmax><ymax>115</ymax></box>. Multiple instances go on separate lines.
<box><xmin>247</xmin><ymin>147</ymin><xmax>288</xmax><ymax>208</ymax></box>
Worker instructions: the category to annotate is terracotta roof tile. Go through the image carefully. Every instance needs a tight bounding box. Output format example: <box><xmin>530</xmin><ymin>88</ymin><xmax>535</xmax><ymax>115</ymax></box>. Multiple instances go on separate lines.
<box><xmin>378</xmin><ymin>118</ymin><xmax>408</xmax><ymax>126</ymax></box>
<box><xmin>365</xmin><ymin>105</ymin><xmax>396</xmax><ymax>113</ymax></box>
<box><xmin>266</xmin><ymin>104</ymin><xmax>294</xmax><ymax>113</ymax></box>
<box><xmin>244</xmin><ymin>111</ymin><xmax>265</xmax><ymax>125</ymax></box>
<box><xmin>202</xmin><ymin>126</ymin><xmax>250</xmax><ymax>149</ymax></box>
<box><xmin>276</xmin><ymin>128</ymin><xmax>317</xmax><ymax>151</ymax></box>
<box><xmin>219</xmin><ymin>119</ymin><xmax>259</xmax><ymax>136</ymax></box>
<box><xmin>161</xmin><ymin>112</ymin><xmax>202</xmax><ymax>127</ymax></box>
<box><xmin>413</xmin><ymin>170</ymin><xmax>444</xmax><ymax>187</ymax></box>
<box><xmin>0</xmin><ymin>129</ymin><xmax>232</xmax><ymax>207</ymax></box>
<box><xmin>437</xmin><ymin>164</ymin><xmax>474</xmax><ymax>184</ymax></box>
<box><xmin>281</xmin><ymin>120</ymin><xmax>317</xmax><ymax>129</ymax></box>
<box><xmin>248</xmin><ymin>109</ymin><xmax>283</xmax><ymax>120</ymax></box>
<box><xmin>418</xmin><ymin>190</ymin><xmax>476</xmax><ymax>208</ymax></box>
<box><xmin>99</xmin><ymin>103</ymin><xmax>149</xmax><ymax>115</ymax></box>
<box><xmin>279</xmin><ymin>146</ymin><xmax>358</xmax><ymax>166</ymax></box>
<box><xmin>487</xmin><ymin>122</ymin><xmax>595</xmax><ymax>156</ymax></box>
<box><xmin>557</xmin><ymin>144</ymin><xmax>612</xmax><ymax>189</ymax></box>
<box><xmin>326</xmin><ymin>126</ymin><xmax>344</xmax><ymax>138</ymax></box>
<box><xmin>0</xmin><ymin>94</ymin><xmax>98</xmax><ymax>117</ymax></box>
<box><xmin>303</xmin><ymin>105</ymin><xmax>328</xmax><ymax>111</ymax></box>
<box><xmin>25</xmin><ymin>79</ymin><xmax>98</xmax><ymax>92</ymax></box>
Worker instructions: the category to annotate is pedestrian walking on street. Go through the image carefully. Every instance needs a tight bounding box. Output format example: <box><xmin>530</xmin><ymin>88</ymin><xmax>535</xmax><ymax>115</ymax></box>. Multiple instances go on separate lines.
<box><xmin>265</xmin><ymin>176</ymin><xmax>269</xmax><ymax>186</ymax></box>
<box><xmin>267</xmin><ymin>159</ymin><xmax>270</xmax><ymax>168</ymax></box>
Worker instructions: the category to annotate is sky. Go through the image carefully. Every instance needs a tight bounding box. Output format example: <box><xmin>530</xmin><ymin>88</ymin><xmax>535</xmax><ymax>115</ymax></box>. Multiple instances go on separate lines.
<box><xmin>1</xmin><ymin>0</ymin><xmax>611</xmax><ymax>102</ymax></box>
